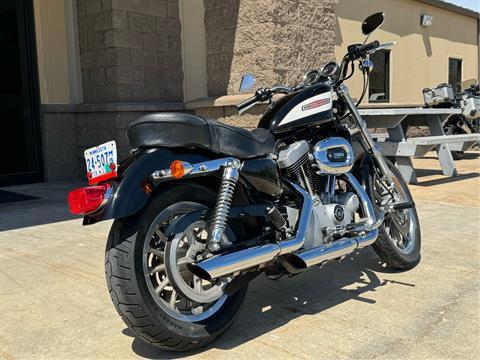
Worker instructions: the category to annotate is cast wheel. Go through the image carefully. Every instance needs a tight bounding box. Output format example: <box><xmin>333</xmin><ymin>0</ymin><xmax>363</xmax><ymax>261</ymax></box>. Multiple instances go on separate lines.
<box><xmin>105</xmin><ymin>184</ymin><xmax>247</xmax><ymax>351</ymax></box>
<box><xmin>368</xmin><ymin>159</ymin><xmax>421</xmax><ymax>269</ymax></box>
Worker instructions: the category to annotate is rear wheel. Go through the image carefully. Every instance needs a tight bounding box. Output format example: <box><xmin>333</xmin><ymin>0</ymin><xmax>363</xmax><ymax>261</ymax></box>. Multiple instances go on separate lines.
<box><xmin>368</xmin><ymin>159</ymin><xmax>421</xmax><ymax>269</ymax></box>
<box><xmin>105</xmin><ymin>185</ymin><xmax>247</xmax><ymax>351</ymax></box>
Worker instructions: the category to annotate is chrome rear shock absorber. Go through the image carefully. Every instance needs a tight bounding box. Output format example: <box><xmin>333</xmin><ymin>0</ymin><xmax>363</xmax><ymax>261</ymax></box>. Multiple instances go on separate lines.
<box><xmin>208</xmin><ymin>159</ymin><xmax>242</xmax><ymax>252</ymax></box>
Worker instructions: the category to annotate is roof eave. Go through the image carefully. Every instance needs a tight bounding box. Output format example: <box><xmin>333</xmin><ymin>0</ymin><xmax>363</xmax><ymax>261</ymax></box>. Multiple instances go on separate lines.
<box><xmin>415</xmin><ymin>0</ymin><xmax>479</xmax><ymax>19</ymax></box>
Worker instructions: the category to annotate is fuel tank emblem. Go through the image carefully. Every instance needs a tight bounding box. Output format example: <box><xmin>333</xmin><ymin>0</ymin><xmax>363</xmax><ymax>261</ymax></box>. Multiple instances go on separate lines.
<box><xmin>301</xmin><ymin>98</ymin><xmax>330</xmax><ymax>111</ymax></box>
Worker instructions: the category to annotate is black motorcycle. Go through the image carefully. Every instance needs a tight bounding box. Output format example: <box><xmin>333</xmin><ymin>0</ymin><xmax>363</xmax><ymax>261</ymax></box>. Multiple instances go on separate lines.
<box><xmin>423</xmin><ymin>79</ymin><xmax>480</xmax><ymax>160</ymax></box>
<box><xmin>68</xmin><ymin>13</ymin><xmax>420</xmax><ymax>352</ymax></box>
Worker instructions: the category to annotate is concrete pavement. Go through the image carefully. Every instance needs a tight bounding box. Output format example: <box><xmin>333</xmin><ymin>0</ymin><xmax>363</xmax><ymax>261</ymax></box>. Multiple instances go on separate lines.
<box><xmin>0</xmin><ymin>152</ymin><xmax>479</xmax><ymax>359</ymax></box>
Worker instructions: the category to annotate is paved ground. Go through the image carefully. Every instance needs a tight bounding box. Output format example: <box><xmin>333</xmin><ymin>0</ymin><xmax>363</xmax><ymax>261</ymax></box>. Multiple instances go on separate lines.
<box><xmin>0</xmin><ymin>152</ymin><xmax>479</xmax><ymax>360</ymax></box>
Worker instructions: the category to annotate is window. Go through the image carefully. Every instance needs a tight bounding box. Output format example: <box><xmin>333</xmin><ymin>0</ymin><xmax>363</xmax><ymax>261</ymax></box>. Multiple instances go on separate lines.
<box><xmin>369</xmin><ymin>50</ymin><xmax>390</xmax><ymax>103</ymax></box>
<box><xmin>448</xmin><ymin>58</ymin><xmax>462</xmax><ymax>88</ymax></box>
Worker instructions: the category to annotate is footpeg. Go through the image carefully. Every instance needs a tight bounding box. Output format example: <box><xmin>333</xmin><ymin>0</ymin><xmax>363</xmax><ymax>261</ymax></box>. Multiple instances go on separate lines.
<box><xmin>390</xmin><ymin>201</ymin><xmax>415</xmax><ymax>211</ymax></box>
<box><xmin>266</xmin><ymin>206</ymin><xmax>287</xmax><ymax>230</ymax></box>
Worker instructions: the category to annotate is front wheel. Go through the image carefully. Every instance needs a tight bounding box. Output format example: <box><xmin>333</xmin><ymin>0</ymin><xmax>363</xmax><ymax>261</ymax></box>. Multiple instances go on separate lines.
<box><xmin>368</xmin><ymin>158</ymin><xmax>421</xmax><ymax>269</ymax></box>
<box><xmin>105</xmin><ymin>184</ymin><xmax>247</xmax><ymax>351</ymax></box>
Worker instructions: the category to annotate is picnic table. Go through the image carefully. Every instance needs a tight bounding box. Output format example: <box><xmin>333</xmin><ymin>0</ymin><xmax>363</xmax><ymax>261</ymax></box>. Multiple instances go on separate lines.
<box><xmin>358</xmin><ymin>108</ymin><xmax>480</xmax><ymax>184</ymax></box>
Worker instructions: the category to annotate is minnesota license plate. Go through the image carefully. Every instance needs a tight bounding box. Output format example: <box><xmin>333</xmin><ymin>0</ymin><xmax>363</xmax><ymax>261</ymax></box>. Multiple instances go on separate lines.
<box><xmin>84</xmin><ymin>140</ymin><xmax>117</xmax><ymax>184</ymax></box>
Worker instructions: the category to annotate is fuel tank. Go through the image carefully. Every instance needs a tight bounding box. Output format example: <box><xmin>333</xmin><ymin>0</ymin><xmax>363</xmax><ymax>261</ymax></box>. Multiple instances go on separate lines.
<box><xmin>258</xmin><ymin>83</ymin><xmax>333</xmax><ymax>134</ymax></box>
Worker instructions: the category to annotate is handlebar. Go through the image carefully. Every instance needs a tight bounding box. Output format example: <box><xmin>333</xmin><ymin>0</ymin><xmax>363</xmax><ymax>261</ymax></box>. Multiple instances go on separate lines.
<box><xmin>347</xmin><ymin>41</ymin><xmax>379</xmax><ymax>61</ymax></box>
<box><xmin>236</xmin><ymin>94</ymin><xmax>259</xmax><ymax>111</ymax></box>
<box><xmin>236</xmin><ymin>86</ymin><xmax>295</xmax><ymax>112</ymax></box>
<box><xmin>359</xmin><ymin>40</ymin><xmax>380</xmax><ymax>55</ymax></box>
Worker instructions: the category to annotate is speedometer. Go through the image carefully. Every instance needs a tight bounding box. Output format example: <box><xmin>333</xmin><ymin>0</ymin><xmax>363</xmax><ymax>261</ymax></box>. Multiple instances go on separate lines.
<box><xmin>302</xmin><ymin>70</ymin><xmax>321</xmax><ymax>86</ymax></box>
<box><xmin>320</xmin><ymin>61</ymin><xmax>340</xmax><ymax>82</ymax></box>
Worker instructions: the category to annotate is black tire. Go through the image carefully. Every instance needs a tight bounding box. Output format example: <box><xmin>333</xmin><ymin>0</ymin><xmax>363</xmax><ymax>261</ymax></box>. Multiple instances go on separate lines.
<box><xmin>444</xmin><ymin>124</ymin><xmax>464</xmax><ymax>160</ymax></box>
<box><xmin>368</xmin><ymin>159</ymin><xmax>421</xmax><ymax>269</ymax></box>
<box><xmin>105</xmin><ymin>184</ymin><xmax>247</xmax><ymax>352</ymax></box>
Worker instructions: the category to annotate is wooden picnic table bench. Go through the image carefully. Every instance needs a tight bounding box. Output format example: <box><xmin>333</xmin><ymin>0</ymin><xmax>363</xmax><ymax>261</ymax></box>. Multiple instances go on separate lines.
<box><xmin>358</xmin><ymin>108</ymin><xmax>480</xmax><ymax>184</ymax></box>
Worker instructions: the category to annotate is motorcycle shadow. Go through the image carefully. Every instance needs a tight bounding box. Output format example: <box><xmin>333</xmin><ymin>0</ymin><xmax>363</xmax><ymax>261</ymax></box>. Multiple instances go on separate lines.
<box><xmin>127</xmin><ymin>247</ymin><xmax>414</xmax><ymax>359</ymax></box>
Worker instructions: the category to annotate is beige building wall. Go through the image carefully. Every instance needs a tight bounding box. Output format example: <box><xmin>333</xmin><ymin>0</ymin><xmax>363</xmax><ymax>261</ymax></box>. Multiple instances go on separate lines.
<box><xmin>179</xmin><ymin>0</ymin><xmax>208</xmax><ymax>101</ymax></box>
<box><xmin>335</xmin><ymin>0</ymin><xmax>479</xmax><ymax>105</ymax></box>
<box><xmin>34</xmin><ymin>0</ymin><xmax>83</xmax><ymax>104</ymax></box>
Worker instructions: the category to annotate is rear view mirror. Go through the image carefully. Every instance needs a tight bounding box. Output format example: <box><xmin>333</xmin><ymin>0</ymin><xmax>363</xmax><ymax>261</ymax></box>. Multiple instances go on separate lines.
<box><xmin>362</xmin><ymin>12</ymin><xmax>384</xmax><ymax>35</ymax></box>
<box><xmin>235</xmin><ymin>73</ymin><xmax>256</xmax><ymax>93</ymax></box>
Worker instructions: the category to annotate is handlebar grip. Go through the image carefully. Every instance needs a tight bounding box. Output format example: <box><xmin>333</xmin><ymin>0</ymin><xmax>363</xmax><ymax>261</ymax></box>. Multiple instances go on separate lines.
<box><xmin>236</xmin><ymin>94</ymin><xmax>258</xmax><ymax>111</ymax></box>
<box><xmin>360</xmin><ymin>40</ymin><xmax>380</xmax><ymax>54</ymax></box>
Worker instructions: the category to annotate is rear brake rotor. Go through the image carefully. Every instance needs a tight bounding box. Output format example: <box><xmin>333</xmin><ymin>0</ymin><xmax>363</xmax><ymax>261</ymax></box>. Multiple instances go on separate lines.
<box><xmin>164</xmin><ymin>221</ymin><xmax>227</xmax><ymax>303</ymax></box>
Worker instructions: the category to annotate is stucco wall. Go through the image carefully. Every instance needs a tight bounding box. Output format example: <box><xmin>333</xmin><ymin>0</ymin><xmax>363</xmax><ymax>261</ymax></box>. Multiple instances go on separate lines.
<box><xmin>335</xmin><ymin>0</ymin><xmax>479</xmax><ymax>104</ymax></box>
<box><xmin>77</xmin><ymin>0</ymin><xmax>183</xmax><ymax>103</ymax></box>
<box><xmin>204</xmin><ymin>0</ymin><xmax>337</xmax><ymax>97</ymax></box>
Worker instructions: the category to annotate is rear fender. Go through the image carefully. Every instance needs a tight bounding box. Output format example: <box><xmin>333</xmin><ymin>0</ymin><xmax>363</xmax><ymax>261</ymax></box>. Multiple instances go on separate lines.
<box><xmin>83</xmin><ymin>148</ymin><xmax>217</xmax><ymax>225</ymax></box>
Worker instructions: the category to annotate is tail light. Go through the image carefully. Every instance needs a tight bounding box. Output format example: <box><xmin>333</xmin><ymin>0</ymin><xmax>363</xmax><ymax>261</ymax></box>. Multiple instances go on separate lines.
<box><xmin>68</xmin><ymin>184</ymin><xmax>111</xmax><ymax>215</ymax></box>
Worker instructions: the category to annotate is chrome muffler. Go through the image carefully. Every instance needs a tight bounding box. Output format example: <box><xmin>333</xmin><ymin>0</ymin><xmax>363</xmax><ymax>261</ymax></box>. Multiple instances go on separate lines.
<box><xmin>188</xmin><ymin>182</ymin><xmax>313</xmax><ymax>280</ymax></box>
<box><xmin>281</xmin><ymin>228</ymin><xmax>378</xmax><ymax>271</ymax></box>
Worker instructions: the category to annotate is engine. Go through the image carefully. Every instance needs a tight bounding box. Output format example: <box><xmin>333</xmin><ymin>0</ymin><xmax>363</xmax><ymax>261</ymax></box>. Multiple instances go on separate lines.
<box><xmin>277</xmin><ymin>138</ymin><xmax>359</xmax><ymax>249</ymax></box>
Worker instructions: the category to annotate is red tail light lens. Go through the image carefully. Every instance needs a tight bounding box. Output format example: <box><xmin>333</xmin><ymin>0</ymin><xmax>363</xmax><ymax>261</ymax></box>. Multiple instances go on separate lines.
<box><xmin>68</xmin><ymin>184</ymin><xmax>111</xmax><ymax>215</ymax></box>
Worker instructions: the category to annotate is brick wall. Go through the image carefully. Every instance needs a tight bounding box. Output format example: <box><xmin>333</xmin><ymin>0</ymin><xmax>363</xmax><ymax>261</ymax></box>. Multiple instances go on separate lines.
<box><xmin>41</xmin><ymin>111</ymin><xmax>79</xmax><ymax>181</ymax></box>
<box><xmin>204</xmin><ymin>0</ymin><xmax>336</xmax><ymax>96</ymax></box>
<box><xmin>77</xmin><ymin>0</ymin><xmax>183</xmax><ymax>103</ymax></box>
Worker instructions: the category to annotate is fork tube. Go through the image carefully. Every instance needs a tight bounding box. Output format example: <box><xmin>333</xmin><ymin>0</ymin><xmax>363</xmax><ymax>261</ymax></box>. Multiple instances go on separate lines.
<box><xmin>337</xmin><ymin>84</ymin><xmax>394</xmax><ymax>185</ymax></box>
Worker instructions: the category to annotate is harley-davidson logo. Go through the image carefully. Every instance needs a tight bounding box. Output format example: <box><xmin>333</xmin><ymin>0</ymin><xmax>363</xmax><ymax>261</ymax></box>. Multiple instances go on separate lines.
<box><xmin>301</xmin><ymin>98</ymin><xmax>331</xmax><ymax>111</ymax></box>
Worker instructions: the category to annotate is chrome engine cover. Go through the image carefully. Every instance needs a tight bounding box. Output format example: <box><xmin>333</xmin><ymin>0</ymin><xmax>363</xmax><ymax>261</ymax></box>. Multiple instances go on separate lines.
<box><xmin>302</xmin><ymin>192</ymin><xmax>360</xmax><ymax>249</ymax></box>
<box><xmin>313</xmin><ymin>137</ymin><xmax>354</xmax><ymax>174</ymax></box>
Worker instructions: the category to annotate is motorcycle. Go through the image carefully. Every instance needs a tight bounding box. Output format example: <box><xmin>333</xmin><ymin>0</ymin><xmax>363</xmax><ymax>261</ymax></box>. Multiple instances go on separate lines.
<box><xmin>422</xmin><ymin>79</ymin><xmax>480</xmax><ymax>159</ymax></box>
<box><xmin>68</xmin><ymin>12</ymin><xmax>421</xmax><ymax>352</ymax></box>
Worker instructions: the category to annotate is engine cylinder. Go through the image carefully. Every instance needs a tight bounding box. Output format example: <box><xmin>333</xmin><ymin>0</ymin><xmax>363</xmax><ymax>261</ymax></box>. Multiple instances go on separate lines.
<box><xmin>277</xmin><ymin>140</ymin><xmax>320</xmax><ymax>193</ymax></box>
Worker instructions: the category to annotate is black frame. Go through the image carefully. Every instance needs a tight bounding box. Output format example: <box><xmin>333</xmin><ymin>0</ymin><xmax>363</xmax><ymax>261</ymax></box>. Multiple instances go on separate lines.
<box><xmin>368</xmin><ymin>49</ymin><xmax>390</xmax><ymax>103</ymax></box>
<box><xmin>0</xmin><ymin>0</ymin><xmax>42</xmax><ymax>186</ymax></box>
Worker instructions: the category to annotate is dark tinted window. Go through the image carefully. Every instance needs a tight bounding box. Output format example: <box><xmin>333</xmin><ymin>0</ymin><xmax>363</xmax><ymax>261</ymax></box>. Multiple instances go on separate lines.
<box><xmin>448</xmin><ymin>58</ymin><xmax>462</xmax><ymax>87</ymax></box>
<box><xmin>369</xmin><ymin>50</ymin><xmax>390</xmax><ymax>103</ymax></box>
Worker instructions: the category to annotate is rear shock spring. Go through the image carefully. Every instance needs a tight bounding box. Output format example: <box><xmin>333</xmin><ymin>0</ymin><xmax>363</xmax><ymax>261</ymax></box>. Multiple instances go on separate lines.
<box><xmin>209</xmin><ymin>160</ymin><xmax>241</xmax><ymax>252</ymax></box>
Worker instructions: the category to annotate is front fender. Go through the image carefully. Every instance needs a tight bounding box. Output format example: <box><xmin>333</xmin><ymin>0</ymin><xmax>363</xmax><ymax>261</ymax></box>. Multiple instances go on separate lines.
<box><xmin>83</xmin><ymin>148</ymin><xmax>216</xmax><ymax>225</ymax></box>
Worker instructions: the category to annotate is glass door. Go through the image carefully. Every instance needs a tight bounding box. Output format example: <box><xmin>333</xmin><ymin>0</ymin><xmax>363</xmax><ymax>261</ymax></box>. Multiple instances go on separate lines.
<box><xmin>0</xmin><ymin>0</ymin><xmax>42</xmax><ymax>186</ymax></box>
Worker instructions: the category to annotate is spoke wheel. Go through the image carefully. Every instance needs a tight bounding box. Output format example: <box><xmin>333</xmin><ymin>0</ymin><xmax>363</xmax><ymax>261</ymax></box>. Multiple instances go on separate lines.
<box><xmin>142</xmin><ymin>202</ymin><xmax>227</xmax><ymax>322</ymax></box>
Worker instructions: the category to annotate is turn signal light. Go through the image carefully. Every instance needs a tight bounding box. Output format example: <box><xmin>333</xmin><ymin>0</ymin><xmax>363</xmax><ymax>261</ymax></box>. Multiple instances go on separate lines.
<box><xmin>68</xmin><ymin>184</ymin><xmax>110</xmax><ymax>215</ymax></box>
<box><xmin>170</xmin><ymin>160</ymin><xmax>185</xmax><ymax>179</ymax></box>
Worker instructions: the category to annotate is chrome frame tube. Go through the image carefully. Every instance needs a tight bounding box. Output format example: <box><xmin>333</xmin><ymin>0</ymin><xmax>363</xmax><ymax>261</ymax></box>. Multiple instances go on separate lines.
<box><xmin>343</xmin><ymin>172</ymin><xmax>376</xmax><ymax>227</ymax></box>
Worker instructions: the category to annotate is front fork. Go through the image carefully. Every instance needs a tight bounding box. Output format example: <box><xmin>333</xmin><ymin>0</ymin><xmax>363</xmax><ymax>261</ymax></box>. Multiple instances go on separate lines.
<box><xmin>337</xmin><ymin>84</ymin><xmax>395</xmax><ymax>187</ymax></box>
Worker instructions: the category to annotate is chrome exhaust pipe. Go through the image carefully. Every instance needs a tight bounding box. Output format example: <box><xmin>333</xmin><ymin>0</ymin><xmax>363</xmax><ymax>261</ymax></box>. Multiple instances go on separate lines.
<box><xmin>188</xmin><ymin>182</ymin><xmax>314</xmax><ymax>280</ymax></box>
<box><xmin>188</xmin><ymin>172</ymin><xmax>379</xmax><ymax>280</ymax></box>
<box><xmin>281</xmin><ymin>229</ymin><xmax>378</xmax><ymax>271</ymax></box>
<box><xmin>456</xmin><ymin>120</ymin><xmax>472</xmax><ymax>134</ymax></box>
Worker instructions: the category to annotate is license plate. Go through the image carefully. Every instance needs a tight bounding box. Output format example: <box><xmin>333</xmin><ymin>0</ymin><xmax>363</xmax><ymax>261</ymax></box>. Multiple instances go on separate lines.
<box><xmin>84</xmin><ymin>140</ymin><xmax>117</xmax><ymax>184</ymax></box>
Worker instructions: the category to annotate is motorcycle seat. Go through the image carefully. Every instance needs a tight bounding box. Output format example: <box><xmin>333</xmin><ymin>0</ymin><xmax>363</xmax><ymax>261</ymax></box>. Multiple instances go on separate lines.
<box><xmin>127</xmin><ymin>113</ymin><xmax>276</xmax><ymax>159</ymax></box>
